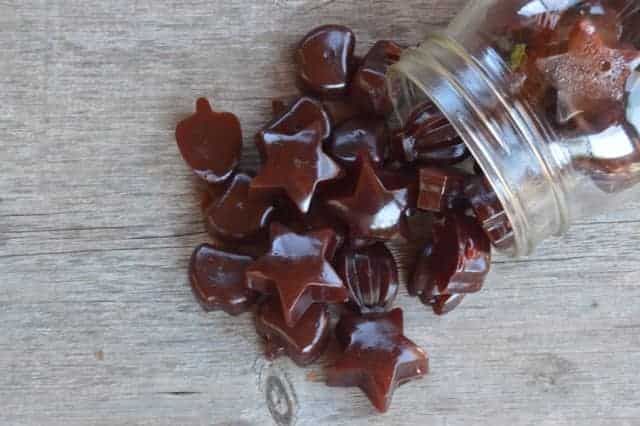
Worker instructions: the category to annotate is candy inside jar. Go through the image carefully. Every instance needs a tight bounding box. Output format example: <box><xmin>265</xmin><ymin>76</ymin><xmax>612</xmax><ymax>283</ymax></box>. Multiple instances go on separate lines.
<box><xmin>388</xmin><ymin>0</ymin><xmax>640</xmax><ymax>256</ymax></box>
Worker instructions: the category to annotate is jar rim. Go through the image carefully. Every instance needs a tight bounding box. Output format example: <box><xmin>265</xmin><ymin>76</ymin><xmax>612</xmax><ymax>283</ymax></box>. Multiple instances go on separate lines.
<box><xmin>388</xmin><ymin>34</ymin><xmax>570</xmax><ymax>256</ymax></box>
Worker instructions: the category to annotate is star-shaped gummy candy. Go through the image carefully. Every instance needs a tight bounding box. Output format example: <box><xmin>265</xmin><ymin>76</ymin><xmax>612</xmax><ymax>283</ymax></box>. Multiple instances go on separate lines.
<box><xmin>537</xmin><ymin>18</ymin><xmax>640</xmax><ymax>128</ymax></box>
<box><xmin>325</xmin><ymin>155</ymin><xmax>409</xmax><ymax>243</ymax></box>
<box><xmin>251</xmin><ymin>121</ymin><xmax>343</xmax><ymax>213</ymax></box>
<box><xmin>246</xmin><ymin>223</ymin><xmax>348</xmax><ymax>327</ymax></box>
<box><xmin>326</xmin><ymin>308</ymin><xmax>429</xmax><ymax>412</ymax></box>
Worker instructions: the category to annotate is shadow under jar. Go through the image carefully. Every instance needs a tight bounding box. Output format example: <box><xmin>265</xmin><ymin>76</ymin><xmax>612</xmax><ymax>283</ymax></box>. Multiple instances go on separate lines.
<box><xmin>388</xmin><ymin>0</ymin><xmax>640</xmax><ymax>256</ymax></box>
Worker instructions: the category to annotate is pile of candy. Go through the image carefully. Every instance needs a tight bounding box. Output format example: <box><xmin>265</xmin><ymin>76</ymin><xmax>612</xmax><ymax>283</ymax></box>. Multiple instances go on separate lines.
<box><xmin>491</xmin><ymin>0</ymin><xmax>640</xmax><ymax>193</ymax></box>
<box><xmin>495</xmin><ymin>0</ymin><xmax>639</xmax><ymax>130</ymax></box>
<box><xmin>176</xmin><ymin>25</ymin><xmax>503</xmax><ymax>413</ymax></box>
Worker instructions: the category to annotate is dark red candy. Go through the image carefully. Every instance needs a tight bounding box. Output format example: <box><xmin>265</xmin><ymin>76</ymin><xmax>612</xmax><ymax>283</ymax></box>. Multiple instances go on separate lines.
<box><xmin>251</xmin><ymin>120</ymin><xmax>343</xmax><ymax>213</ymax></box>
<box><xmin>415</xmin><ymin>213</ymin><xmax>492</xmax><ymax>297</ymax></box>
<box><xmin>175</xmin><ymin>98</ymin><xmax>242</xmax><ymax>184</ymax></box>
<box><xmin>412</xmin><ymin>242</ymin><xmax>467</xmax><ymax>315</ymax></box>
<box><xmin>327</xmin><ymin>117</ymin><xmax>389</xmax><ymax>167</ymax></box>
<box><xmin>257</xmin><ymin>96</ymin><xmax>332</xmax><ymax>161</ymax></box>
<box><xmin>323</xmin><ymin>98</ymin><xmax>362</xmax><ymax>127</ymax></box>
<box><xmin>276</xmin><ymin>202</ymin><xmax>347</xmax><ymax>261</ymax></box>
<box><xmin>378</xmin><ymin>166</ymin><xmax>420</xmax><ymax>212</ymax></box>
<box><xmin>246</xmin><ymin>223</ymin><xmax>348</xmax><ymax>327</ymax></box>
<box><xmin>415</xmin><ymin>142</ymin><xmax>469</xmax><ymax>165</ymax></box>
<box><xmin>296</xmin><ymin>25</ymin><xmax>356</xmax><ymax>97</ymax></box>
<box><xmin>189</xmin><ymin>244</ymin><xmax>257</xmax><ymax>315</ymax></box>
<box><xmin>325</xmin><ymin>155</ymin><xmax>410</xmax><ymax>244</ymax></box>
<box><xmin>201</xmin><ymin>183</ymin><xmax>227</xmax><ymax>213</ymax></box>
<box><xmin>204</xmin><ymin>173</ymin><xmax>276</xmax><ymax>242</ymax></box>
<box><xmin>392</xmin><ymin>101</ymin><xmax>469</xmax><ymax>165</ymax></box>
<box><xmin>465</xmin><ymin>176</ymin><xmax>515</xmax><ymax>250</ymax></box>
<box><xmin>352</xmin><ymin>40</ymin><xmax>403</xmax><ymax>116</ymax></box>
<box><xmin>256</xmin><ymin>297</ymin><xmax>330</xmax><ymax>366</ymax></box>
<box><xmin>418</xmin><ymin>167</ymin><xmax>469</xmax><ymax>213</ymax></box>
<box><xmin>326</xmin><ymin>308</ymin><xmax>428</xmax><ymax>413</ymax></box>
<box><xmin>537</xmin><ymin>18</ymin><xmax>640</xmax><ymax>130</ymax></box>
<box><xmin>333</xmin><ymin>243</ymin><xmax>399</xmax><ymax>313</ymax></box>
<box><xmin>408</xmin><ymin>241</ymin><xmax>434</xmax><ymax>297</ymax></box>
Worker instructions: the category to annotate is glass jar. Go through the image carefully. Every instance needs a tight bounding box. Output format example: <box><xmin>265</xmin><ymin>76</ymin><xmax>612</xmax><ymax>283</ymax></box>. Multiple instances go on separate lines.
<box><xmin>387</xmin><ymin>0</ymin><xmax>640</xmax><ymax>256</ymax></box>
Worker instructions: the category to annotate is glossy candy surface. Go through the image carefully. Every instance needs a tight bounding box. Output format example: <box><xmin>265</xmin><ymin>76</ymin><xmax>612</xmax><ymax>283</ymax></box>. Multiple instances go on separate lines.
<box><xmin>325</xmin><ymin>155</ymin><xmax>410</xmax><ymax>244</ymax></box>
<box><xmin>296</xmin><ymin>25</ymin><xmax>356</xmax><ymax>97</ymax></box>
<box><xmin>465</xmin><ymin>177</ymin><xmax>515</xmax><ymax>250</ymax></box>
<box><xmin>413</xmin><ymin>213</ymin><xmax>491</xmax><ymax>298</ymax></box>
<box><xmin>257</xmin><ymin>97</ymin><xmax>332</xmax><ymax>161</ymax></box>
<box><xmin>392</xmin><ymin>101</ymin><xmax>468</xmax><ymax>165</ymax></box>
<box><xmin>322</xmin><ymin>99</ymin><xmax>362</xmax><ymax>127</ymax></box>
<box><xmin>176</xmin><ymin>98</ymin><xmax>242</xmax><ymax>184</ymax></box>
<box><xmin>326</xmin><ymin>308</ymin><xmax>428</xmax><ymax>413</ymax></box>
<box><xmin>246</xmin><ymin>223</ymin><xmax>348</xmax><ymax>327</ymax></box>
<box><xmin>327</xmin><ymin>117</ymin><xmax>388</xmax><ymax>167</ymax></box>
<box><xmin>189</xmin><ymin>244</ymin><xmax>256</xmax><ymax>315</ymax></box>
<box><xmin>417</xmin><ymin>167</ymin><xmax>469</xmax><ymax>213</ymax></box>
<box><xmin>251</xmin><ymin>121</ymin><xmax>343</xmax><ymax>214</ymax></box>
<box><xmin>411</xmin><ymin>241</ymin><xmax>469</xmax><ymax>317</ymax></box>
<box><xmin>333</xmin><ymin>243</ymin><xmax>399</xmax><ymax>313</ymax></box>
<box><xmin>408</xmin><ymin>241</ymin><xmax>434</xmax><ymax>297</ymax></box>
<box><xmin>256</xmin><ymin>297</ymin><xmax>330</xmax><ymax>366</ymax></box>
<box><xmin>205</xmin><ymin>173</ymin><xmax>276</xmax><ymax>241</ymax></box>
<box><xmin>276</xmin><ymin>202</ymin><xmax>347</xmax><ymax>261</ymax></box>
<box><xmin>177</xmin><ymin>25</ymin><xmax>527</xmax><ymax>415</ymax></box>
<box><xmin>352</xmin><ymin>40</ymin><xmax>403</xmax><ymax>116</ymax></box>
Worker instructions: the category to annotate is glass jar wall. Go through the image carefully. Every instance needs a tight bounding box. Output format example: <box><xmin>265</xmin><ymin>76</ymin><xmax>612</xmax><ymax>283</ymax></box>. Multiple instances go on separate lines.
<box><xmin>388</xmin><ymin>0</ymin><xmax>640</xmax><ymax>256</ymax></box>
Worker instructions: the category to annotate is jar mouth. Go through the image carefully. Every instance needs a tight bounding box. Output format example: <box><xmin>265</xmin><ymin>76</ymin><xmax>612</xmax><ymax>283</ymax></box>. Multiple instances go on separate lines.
<box><xmin>388</xmin><ymin>35</ymin><xmax>570</xmax><ymax>257</ymax></box>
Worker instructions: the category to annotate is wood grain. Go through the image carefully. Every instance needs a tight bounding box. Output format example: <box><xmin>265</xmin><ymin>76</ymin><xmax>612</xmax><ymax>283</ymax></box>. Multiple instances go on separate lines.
<box><xmin>1</xmin><ymin>1</ymin><xmax>639</xmax><ymax>425</ymax></box>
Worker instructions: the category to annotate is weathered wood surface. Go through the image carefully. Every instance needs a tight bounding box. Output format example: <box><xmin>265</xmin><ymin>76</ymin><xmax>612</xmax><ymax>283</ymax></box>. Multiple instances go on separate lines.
<box><xmin>1</xmin><ymin>1</ymin><xmax>640</xmax><ymax>425</ymax></box>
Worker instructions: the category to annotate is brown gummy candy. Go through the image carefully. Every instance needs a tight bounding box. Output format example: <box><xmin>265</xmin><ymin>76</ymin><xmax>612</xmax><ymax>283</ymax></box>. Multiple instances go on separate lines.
<box><xmin>392</xmin><ymin>101</ymin><xmax>469</xmax><ymax>165</ymax></box>
<box><xmin>327</xmin><ymin>117</ymin><xmax>389</xmax><ymax>167</ymax></box>
<box><xmin>175</xmin><ymin>98</ymin><xmax>242</xmax><ymax>184</ymax></box>
<box><xmin>464</xmin><ymin>176</ymin><xmax>515</xmax><ymax>250</ymax></box>
<box><xmin>257</xmin><ymin>96</ymin><xmax>332</xmax><ymax>161</ymax></box>
<box><xmin>352</xmin><ymin>40</ymin><xmax>403</xmax><ymax>116</ymax></box>
<box><xmin>408</xmin><ymin>241</ymin><xmax>434</xmax><ymax>297</ymax></box>
<box><xmin>413</xmin><ymin>213</ymin><xmax>492</xmax><ymax>299</ymax></box>
<box><xmin>296</xmin><ymin>25</ymin><xmax>356</xmax><ymax>97</ymax></box>
<box><xmin>189</xmin><ymin>244</ymin><xmax>257</xmax><ymax>315</ymax></box>
<box><xmin>274</xmin><ymin>201</ymin><xmax>347</xmax><ymax>261</ymax></box>
<box><xmin>325</xmin><ymin>155</ymin><xmax>410</xmax><ymax>244</ymax></box>
<box><xmin>411</xmin><ymin>242</ymin><xmax>467</xmax><ymax>316</ymax></box>
<box><xmin>326</xmin><ymin>308</ymin><xmax>428</xmax><ymax>413</ymax></box>
<box><xmin>205</xmin><ymin>172</ymin><xmax>276</xmax><ymax>242</ymax></box>
<box><xmin>417</xmin><ymin>167</ymin><xmax>469</xmax><ymax>213</ymax></box>
<box><xmin>251</xmin><ymin>120</ymin><xmax>343</xmax><ymax>214</ymax></box>
<box><xmin>333</xmin><ymin>243</ymin><xmax>399</xmax><ymax>313</ymax></box>
<box><xmin>322</xmin><ymin>98</ymin><xmax>362</xmax><ymax>127</ymax></box>
<box><xmin>256</xmin><ymin>297</ymin><xmax>330</xmax><ymax>367</ymax></box>
<box><xmin>246</xmin><ymin>223</ymin><xmax>348</xmax><ymax>327</ymax></box>
<box><xmin>536</xmin><ymin>17</ymin><xmax>640</xmax><ymax>130</ymax></box>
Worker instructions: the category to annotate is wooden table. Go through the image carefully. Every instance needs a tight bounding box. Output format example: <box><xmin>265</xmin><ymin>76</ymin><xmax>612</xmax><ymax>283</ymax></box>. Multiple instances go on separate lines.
<box><xmin>2</xmin><ymin>1</ymin><xmax>639</xmax><ymax>425</ymax></box>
